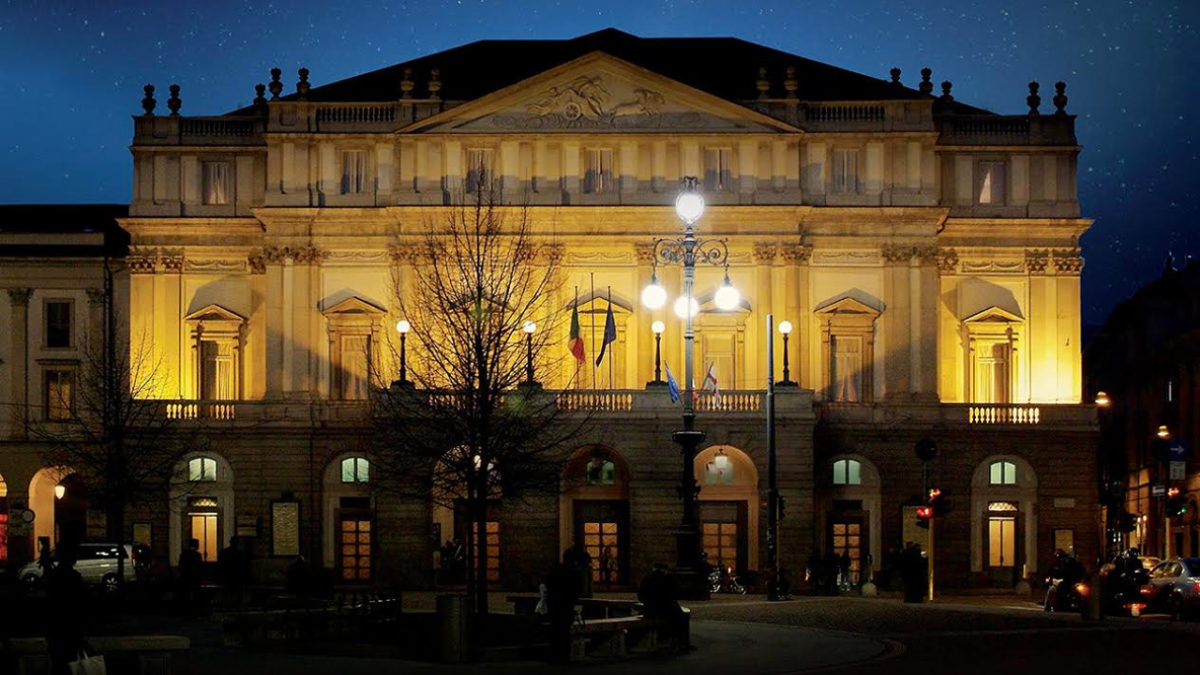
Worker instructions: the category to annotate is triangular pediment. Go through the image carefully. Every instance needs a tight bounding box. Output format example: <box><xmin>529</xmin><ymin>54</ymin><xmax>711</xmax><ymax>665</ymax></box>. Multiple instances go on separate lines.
<box><xmin>184</xmin><ymin>304</ymin><xmax>245</xmax><ymax>323</ymax></box>
<box><xmin>963</xmin><ymin>305</ymin><xmax>1023</xmax><ymax>323</ymax></box>
<box><xmin>403</xmin><ymin>51</ymin><xmax>801</xmax><ymax>134</ymax></box>
<box><xmin>323</xmin><ymin>296</ymin><xmax>386</xmax><ymax>316</ymax></box>
<box><xmin>814</xmin><ymin>297</ymin><xmax>881</xmax><ymax>317</ymax></box>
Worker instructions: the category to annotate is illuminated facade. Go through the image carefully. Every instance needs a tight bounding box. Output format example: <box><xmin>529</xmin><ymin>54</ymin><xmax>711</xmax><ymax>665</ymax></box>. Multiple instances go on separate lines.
<box><xmin>1</xmin><ymin>30</ymin><xmax>1098</xmax><ymax>589</ymax></box>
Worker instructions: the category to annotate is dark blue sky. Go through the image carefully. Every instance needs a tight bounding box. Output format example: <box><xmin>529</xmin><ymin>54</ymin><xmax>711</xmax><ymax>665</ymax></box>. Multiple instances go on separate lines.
<box><xmin>1</xmin><ymin>0</ymin><xmax>1196</xmax><ymax>326</ymax></box>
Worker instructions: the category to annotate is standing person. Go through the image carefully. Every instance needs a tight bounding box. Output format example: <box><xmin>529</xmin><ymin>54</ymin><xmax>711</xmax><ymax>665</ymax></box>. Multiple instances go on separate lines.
<box><xmin>599</xmin><ymin>545</ymin><xmax>614</xmax><ymax>590</ymax></box>
<box><xmin>177</xmin><ymin>538</ymin><xmax>203</xmax><ymax>611</ymax></box>
<box><xmin>822</xmin><ymin>550</ymin><xmax>840</xmax><ymax>595</ymax></box>
<box><xmin>839</xmin><ymin>550</ymin><xmax>852</xmax><ymax>590</ymax></box>
<box><xmin>544</xmin><ymin>552</ymin><xmax>581</xmax><ymax>663</ymax></box>
<box><xmin>218</xmin><ymin>536</ymin><xmax>247</xmax><ymax>606</ymax></box>
<box><xmin>37</xmin><ymin>537</ymin><xmax>54</xmax><ymax>573</ymax></box>
<box><xmin>805</xmin><ymin>550</ymin><xmax>823</xmax><ymax>596</ymax></box>
<box><xmin>45</xmin><ymin>545</ymin><xmax>87</xmax><ymax>675</ymax></box>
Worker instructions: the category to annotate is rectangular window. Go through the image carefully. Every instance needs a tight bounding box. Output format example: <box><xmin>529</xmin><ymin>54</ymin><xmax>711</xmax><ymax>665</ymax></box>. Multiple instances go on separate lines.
<box><xmin>830</xmin><ymin>335</ymin><xmax>863</xmax><ymax>402</ymax></box>
<box><xmin>471</xmin><ymin>520</ymin><xmax>500</xmax><ymax>582</ymax></box>
<box><xmin>584</xmin><ymin>148</ymin><xmax>615</xmax><ymax>194</ymax></box>
<box><xmin>45</xmin><ymin>300</ymin><xmax>72</xmax><ymax>348</ymax></box>
<box><xmin>972</xmin><ymin>342</ymin><xmax>1011</xmax><ymax>404</ymax></box>
<box><xmin>341</xmin><ymin>517</ymin><xmax>373</xmax><ymax>581</ymax></box>
<box><xmin>987</xmin><ymin>516</ymin><xmax>1016</xmax><ymax>567</ymax></box>
<box><xmin>703</xmin><ymin>148</ymin><xmax>733</xmax><ymax>191</ymax></box>
<box><xmin>977</xmin><ymin>161</ymin><xmax>1007</xmax><ymax>204</ymax></box>
<box><xmin>45</xmin><ymin>369</ymin><xmax>74</xmax><ymax>420</ymax></box>
<box><xmin>190</xmin><ymin>512</ymin><xmax>219</xmax><ymax>563</ymax></box>
<box><xmin>340</xmin><ymin>335</ymin><xmax>370</xmax><ymax>400</ymax></box>
<box><xmin>199</xmin><ymin>341</ymin><xmax>236</xmax><ymax>400</ymax></box>
<box><xmin>202</xmin><ymin>161</ymin><xmax>231</xmax><ymax>205</ymax></box>
<box><xmin>832</xmin><ymin>149</ymin><xmax>859</xmax><ymax>194</ymax></box>
<box><xmin>465</xmin><ymin>148</ymin><xmax>494</xmax><ymax>193</ymax></box>
<box><xmin>1053</xmin><ymin>529</ymin><xmax>1075</xmax><ymax>556</ymax></box>
<box><xmin>341</xmin><ymin>150</ymin><xmax>368</xmax><ymax>195</ymax></box>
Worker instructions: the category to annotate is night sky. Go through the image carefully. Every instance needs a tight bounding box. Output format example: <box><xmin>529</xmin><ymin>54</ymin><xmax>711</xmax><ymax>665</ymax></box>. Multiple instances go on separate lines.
<box><xmin>1</xmin><ymin>0</ymin><xmax>1196</xmax><ymax>328</ymax></box>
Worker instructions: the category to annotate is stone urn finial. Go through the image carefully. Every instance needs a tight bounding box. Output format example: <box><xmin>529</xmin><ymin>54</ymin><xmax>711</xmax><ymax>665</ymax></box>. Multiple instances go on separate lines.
<box><xmin>167</xmin><ymin>84</ymin><xmax>181</xmax><ymax>116</ymax></box>
<box><xmin>141</xmin><ymin>84</ymin><xmax>156</xmax><ymax>116</ymax></box>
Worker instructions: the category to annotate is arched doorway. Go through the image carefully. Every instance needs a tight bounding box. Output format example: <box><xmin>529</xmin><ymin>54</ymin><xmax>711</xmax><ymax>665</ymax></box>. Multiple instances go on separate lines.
<box><xmin>971</xmin><ymin>455</ymin><xmax>1038</xmax><ymax>586</ymax></box>
<box><xmin>560</xmin><ymin>446</ymin><xmax>630</xmax><ymax>588</ymax></box>
<box><xmin>819</xmin><ymin>455</ymin><xmax>882</xmax><ymax>585</ymax></box>
<box><xmin>430</xmin><ymin>448</ymin><xmax>502</xmax><ymax>585</ymax></box>
<box><xmin>28</xmin><ymin>466</ymin><xmax>73</xmax><ymax>550</ymax></box>
<box><xmin>169</xmin><ymin>453</ymin><xmax>235</xmax><ymax>566</ymax></box>
<box><xmin>694</xmin><ymin>445</ymin><xmax>759</xmax><ymax>574</ymax></box>
<box><xmin>323</xmin><ymin>454</ymin><xmax>375</xmax><ymax>582</ymax></box>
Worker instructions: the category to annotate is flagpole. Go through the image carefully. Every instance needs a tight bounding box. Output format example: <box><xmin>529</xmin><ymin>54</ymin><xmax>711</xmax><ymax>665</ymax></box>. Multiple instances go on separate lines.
<box><xmin>574</xmin><ymin>286</ymin><xmax>580</xmax><ymax>387</ymax></box>
<box><xmin>607</xmin><ymin>286</ymin><xmax>614</xmax><ymax>391</ymax></box>
<box><xmin>590</xmin><ymin>273</ymin><xmax>597</xmax><ymax>390</ymax></box>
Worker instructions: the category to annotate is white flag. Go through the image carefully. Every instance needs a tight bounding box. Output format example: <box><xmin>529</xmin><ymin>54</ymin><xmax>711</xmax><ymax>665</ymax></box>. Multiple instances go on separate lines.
<box><xmin>702</xmin><ymin>362</ymin><xmax>721</xmax><ymax>405</ymax></box>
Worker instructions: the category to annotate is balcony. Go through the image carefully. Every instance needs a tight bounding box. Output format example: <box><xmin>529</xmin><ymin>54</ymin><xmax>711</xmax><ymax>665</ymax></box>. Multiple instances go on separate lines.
<box><xmin>817</xmin><ymin>401</ymin><xmax>1096</xmax><ymax>429</ymax></box>
<box><xmin>937</xmin><ymin>114</ymin><xmax>1077</xmax><ymax>146</ymax></box>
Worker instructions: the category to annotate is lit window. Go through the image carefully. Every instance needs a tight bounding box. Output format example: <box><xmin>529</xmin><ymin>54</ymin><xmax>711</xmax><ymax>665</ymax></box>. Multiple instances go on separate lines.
<box><xmin>44</xmin><ymin>370</ymin><xmax>74</xmax><ymax>421</ymax></box>
<box><xmin>465</xmin><ymin>148</ymin><xmax>494</xmax><ymax>193</ymax></box>
<box><xmin>584</xmin><ymin>148</ymin><xmax>614</xmax><ymax>194</ymax></box>
<box><xmin>832</xmin><ymin>149</ymin><xmax>859</xmax><ymax>194</ymax></box>
<box><xmin>704</xmin><ymin>148</ymin><xmax>733</xmax><ymax>191</ymax></box>
<box><xmin>977</xmin><ymin>161</ymin><xmax>1006</xmax><ymax>205</ymax></box>
<box><xmin>988</xmin><ymin>460</ymin><xmax>1017</xmax><ymax>486</ymax></box>
<box><xmin>202</xmin><ymin>161</ymin><xmax>231</xmax><ymax>205</ymax></box>
<box><xmin>45</xmin><ymin>301</ymin><xmax>72</xmax><ymax>348</ymax></box>
<box><xmin>341</xmin><ymin>457</ymin><xmax>370</xmax><ymax>483</ymax></box>
<box><xmin>832</xmin><ymin>459</ymin><xmax>862</xmax><ymax>486</ymax></box>
<box><xmin>342</xmin><ymin>150</ymin><xmax>368</xmax><ymax>194</ymax></box>
<box><xmin>188</xmin><ymin>457</ymin><xmax>217</xmax><ymax>482</ymax></box>
<box><xmin>585</xmin><ymin>459</ymin><xmax>616</xmax><ymax>486</ymax></box>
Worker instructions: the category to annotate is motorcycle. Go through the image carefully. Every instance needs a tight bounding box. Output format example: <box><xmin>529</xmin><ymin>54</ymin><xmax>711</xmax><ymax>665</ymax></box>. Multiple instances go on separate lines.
<box><xmin>1044</xmin><ymin>576</ymin><xmax>1088</xmax><ymax>613</ymax></box>
<box><xmin>708</xmin><ymin>565</ymin><xmax>748</xmax><ymax>595</ymax></box>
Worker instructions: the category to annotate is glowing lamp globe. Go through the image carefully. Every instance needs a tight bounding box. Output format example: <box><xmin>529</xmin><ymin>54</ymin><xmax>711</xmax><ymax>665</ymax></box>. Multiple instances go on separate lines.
<box><xmin>713</xmin><ymin>452</ymin><xmax>730</xmax><ymax>470</ymax></box>
<box><xmin>395</xmin><ymin>319</ymin><xmax>411</xmax><ymax>334</ymax></box>
<box><xmin>641</xmin><ymin>278</ymin><xmax>668</xmax><ymax>310</ymax></box>
<box><xmin>651</xmin><ymin>320</ymin><xmax>665</xmax><ymax>335</ymax></box>
<box><xmin>779</xmin><ymin>320</ymin><xmax>793</xmax><ymax>335</ymax></box>
<box><xmin>54</xmin><ymin>484</ymin><xmax>66</xmax><ymax>500</ymax></box>
<box><xmin>522</xmin><ymin>321</ymin><xmax>537</xmax><ymax>334</ymax></box>
<box><xmin>714</xmin><ymin>277</ymin><xmax>740</xmax><ymax>311</ymax></box>
<box><xmin>674</xmin><ymin>190</ymin><xmax>705</xmax><ymax>225</ymax></box>
<box><xmin>673</xmin><ymin>296</ymin><xmax>699</xmax><ymax>319</ymax></box>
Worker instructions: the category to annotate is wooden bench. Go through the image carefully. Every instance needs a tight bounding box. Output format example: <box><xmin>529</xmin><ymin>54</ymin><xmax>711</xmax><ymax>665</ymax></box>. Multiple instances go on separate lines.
<box><xmin>506</xmin><ymin>595</ymin><xmax>642</xmax><ymax>619</ymax></box>
<box><xmin>1</xmin><ymin>635</ymin><xmax>189</xmax><ymax>675</ymax></box>
<box><xmin>567</xmin><ymin>607</ymin><xmax>691</xmax><ymax>661</ymax></box>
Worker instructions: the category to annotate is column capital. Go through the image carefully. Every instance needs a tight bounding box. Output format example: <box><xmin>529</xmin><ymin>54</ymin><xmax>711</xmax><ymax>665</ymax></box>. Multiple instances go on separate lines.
<box><xmin>634</xmin><ymin>243</ymin><xmax>657</xmax><ymax>266</ymax></box>
<box><xmin>780</xmin><ymin>243</ymin><xmax>813</xmax><ymax>265</ymax></box>
<box><xmin>6</xmin><ymin>287</ymin><xmax>32</xmax><ymax>305</ymax></box>
<box><xmin>752</xmin><ymin>242</ymin><xmax>778</xmax><ymax>264</ymax></box>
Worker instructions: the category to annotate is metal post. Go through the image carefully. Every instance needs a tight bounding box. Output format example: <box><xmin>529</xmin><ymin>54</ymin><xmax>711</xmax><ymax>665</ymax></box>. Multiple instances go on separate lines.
<box><xmin>766</xmin><ymin>314</ymin><xmax>779</xmax><ymax>600</ymax></box>
<box><xmin>924</xmin><ymin>460</ymin><xmax>935</xmax><ymax>602</ymax></box>
<box><xmin>781</xmin><ymin>332</ymin><xmax>791</xmax><ymax>384</ymax></box>
<box><xmin>672</xmin><ymin>214</ymin><xmax>706</xmax><ymax>599</ymax></box>
<box><xmin>525</xmin><ymin>331</ymin><xmax>534</xmax><ymax>385</ymax></box>
<box><xmin>654</xmin><ymin>333</ymin><xmax>663</xmax><ymax>383</ymax></box>
<box><xmin>399</xmin><ymin>332</ymin><xmax>407</xmax><ymax>384</ymax></box>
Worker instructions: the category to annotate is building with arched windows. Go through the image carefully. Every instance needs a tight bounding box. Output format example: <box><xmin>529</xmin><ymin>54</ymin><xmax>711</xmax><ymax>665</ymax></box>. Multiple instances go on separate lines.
<box><xmin>0</xmin><ymin>29</ymin><xmax>1100</xmax><ymax>590</ymax></box>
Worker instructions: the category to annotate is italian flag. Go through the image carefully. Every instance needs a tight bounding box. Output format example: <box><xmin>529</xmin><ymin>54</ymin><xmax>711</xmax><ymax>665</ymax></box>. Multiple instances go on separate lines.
<box><xmin>568</xmin><ymin>300</ymin><xmax>585</xmax><ymax>364</ymax></box>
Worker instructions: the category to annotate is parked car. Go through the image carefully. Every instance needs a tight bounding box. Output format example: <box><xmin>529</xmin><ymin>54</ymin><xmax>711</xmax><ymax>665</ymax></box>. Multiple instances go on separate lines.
<box><xmin>20</xmin><ymin>542</ymin><xmax>135</xmax><ymax>592</ymax></box>
<box><xmin>1137</xmin><ymin>557</ymin><xmax>1200</xmax><ymax>620</ymax></box>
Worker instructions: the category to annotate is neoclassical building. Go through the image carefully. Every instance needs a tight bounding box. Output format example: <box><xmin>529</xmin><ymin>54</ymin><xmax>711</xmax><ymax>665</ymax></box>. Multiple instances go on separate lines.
<box><xmin>1</xmin><ymin>29</ymin><xmax>1098</xmax><ymax>590</ymax></box>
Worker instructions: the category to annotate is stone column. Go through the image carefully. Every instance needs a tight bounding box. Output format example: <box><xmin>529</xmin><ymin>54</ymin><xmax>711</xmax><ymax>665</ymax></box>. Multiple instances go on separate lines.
<box><xmin>752</xmin><ymin>243</ymin><xmax>777</xmax><ymax>387</ymax></box>
<box><xmin>7</xmin><ymin>288</ymin><xmax>32</xmax><ymax>438</ymax></box>
<box><xmin>882</xmin><ymin>245</ymin><xmax>913</xmax><ymax>399</ymax></box>
<box><xmin>635</xmin><ymin>244</ymin><xmax>657</xmax><ymax>386</ymax></box>
<box><xmin>85</xmin><ymin>288</ymin><xmax>106</xmax><ymax>359</ymax></box>
<box><xmin>781</xmin><ymin>244</ymin><xmax>812</xmax><ymax>388</ymax></box>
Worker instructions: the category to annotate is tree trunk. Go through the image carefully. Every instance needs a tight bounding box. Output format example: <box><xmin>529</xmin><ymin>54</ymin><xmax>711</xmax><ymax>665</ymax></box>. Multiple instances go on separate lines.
<box><xmin>107</xmin><ymin>502</ymin><xmax>126</xmax><ymax>585</ymax></box>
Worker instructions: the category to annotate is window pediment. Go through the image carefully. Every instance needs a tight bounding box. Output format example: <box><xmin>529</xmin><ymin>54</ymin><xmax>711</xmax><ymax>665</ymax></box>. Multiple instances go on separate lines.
<box><xmin>185</xmin><ymin>304</ymin><xmax>245</xmax><ymax>339</ymax></box>
<box><xmin>323</xmin><ymin>296</ymin><xmax>387</xmax><ymax>317</ymax></box>
<box><xmin>963</xmin><ymin>305</ymin><xmax>1023</xmax><ymax>324</ymax></box>
<box><xmin>815</xmin><ymin>296</ymin><xmax>881</xmax><ymax>320</ymax></box>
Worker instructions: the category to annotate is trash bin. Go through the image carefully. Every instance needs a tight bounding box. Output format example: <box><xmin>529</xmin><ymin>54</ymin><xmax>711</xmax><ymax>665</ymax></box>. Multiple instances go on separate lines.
<box><xmin>437</xmin><ymin>593</ymin><xmax>469</xmax><ymax>663</ymax></box>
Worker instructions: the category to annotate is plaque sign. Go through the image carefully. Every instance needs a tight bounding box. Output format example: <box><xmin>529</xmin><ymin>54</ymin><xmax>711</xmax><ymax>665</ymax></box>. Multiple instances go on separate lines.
<box><xmin>272</xmin><ymin>502</ymin><xmax>300</xmax><ymax>557</ymax></box>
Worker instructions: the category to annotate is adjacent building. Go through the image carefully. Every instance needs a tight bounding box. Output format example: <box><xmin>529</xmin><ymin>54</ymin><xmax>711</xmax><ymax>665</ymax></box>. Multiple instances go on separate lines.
<box><xmin>1</xmin><ymin>29</ymin><xmax>1098</xmax><ymax>590</ymax></box>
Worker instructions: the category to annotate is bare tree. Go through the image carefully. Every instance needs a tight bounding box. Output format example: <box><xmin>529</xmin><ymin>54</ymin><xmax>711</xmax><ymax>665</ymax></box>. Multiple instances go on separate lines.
<box><xmin>36</xmin><ymin>268</ymin><xmax>199</xmax><ymax>584</ymax></box>
<box><xmin>370</xmin><ymin>188</ymin><xmax>589</xmax><ymax>629</ymax></box>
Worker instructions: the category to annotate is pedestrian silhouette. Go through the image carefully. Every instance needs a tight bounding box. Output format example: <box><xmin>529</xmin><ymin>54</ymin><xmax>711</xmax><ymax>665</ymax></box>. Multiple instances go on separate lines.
<box><xmin>46</xmin><ymin>544</ymin><xmax>86</xmax><ymax>675</ymax></box>
<box><xmin>544</xmin><ymin>551</ymin><xmax>581</xmax><ymax>663</ymax></box>
<box><xmin>638</xmin><ymin>563</ymin><xmax>691</xmax><ymax>652</ymax></box>
<box><xmin>178</xmin><ymin>537</ymin><xmax>203</xmax><ymax>611</ymax></box>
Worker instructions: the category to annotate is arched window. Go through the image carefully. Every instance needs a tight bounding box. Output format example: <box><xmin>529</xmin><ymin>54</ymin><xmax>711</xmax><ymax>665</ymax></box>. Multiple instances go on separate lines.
<box><xmin>832</xmin><ymin>459</ymin><xmax>862</xmax><ymax>486</ymax></box>
<box><xmin>988</xmin><ymin>460</ymin><xmax>1017</xmax><ymax>486</ymax></box>
<box><xmin>585</xmin><ymin>459</ymin><xmax>616</xmax><ymax>486</ymax></box>
<box><xmin>341</xmin><ymin>457</ymin><xmax>370</xmax><ymax>484</ymax></box>
<box><xmin>187</xmin><ymin>457</ymin><xmax>217</xmax><ymax>482</ymax></box>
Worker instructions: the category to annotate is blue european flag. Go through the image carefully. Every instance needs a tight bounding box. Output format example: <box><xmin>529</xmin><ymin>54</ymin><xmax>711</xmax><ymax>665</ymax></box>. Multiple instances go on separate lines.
<box><xmin>665</xmin><ymin>362</ymin><xmax>680</xmax><ymax>404</ymax></box>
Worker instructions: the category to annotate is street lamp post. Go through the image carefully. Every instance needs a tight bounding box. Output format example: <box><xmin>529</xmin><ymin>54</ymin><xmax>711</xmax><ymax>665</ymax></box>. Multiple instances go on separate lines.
<box><xmin>522</xmin><ymin>321</ymin><xmax>539</xmax><ymax>388</ymax></box>
<box><xmin>647</xmin><ymin>321</ymin><xmax>666</xmax><ymax>388</ymax></box>
<box><xmin>395</xmin><ymin>320</ymin><xmax>413</xmax><ymax>388</ymax></box>
<box><xmin>641</xmin><ymin>177</ymin><xmax>737</xmax><ymax>599</ymax></box>
<box><xmin>777</xmin><ymin>320</ymin><xmax>796</xmax><ymax>387</ymax></box>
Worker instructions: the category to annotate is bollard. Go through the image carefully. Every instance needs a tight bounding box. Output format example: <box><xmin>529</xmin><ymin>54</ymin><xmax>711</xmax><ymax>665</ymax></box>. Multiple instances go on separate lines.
<box><xmin>1085</xmin><ymin>570</ymin><xmax>1102</xmax><ymax>621</ymax></box>
<box><xmin>438</xmin><ymin>594</ymin><xmax>469</xmax><ymax>663</ymax></box>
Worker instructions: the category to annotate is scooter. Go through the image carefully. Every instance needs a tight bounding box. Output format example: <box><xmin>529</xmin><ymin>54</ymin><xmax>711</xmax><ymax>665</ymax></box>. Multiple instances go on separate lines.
<box><xmin>708</xmin><ymin>565</ymin><xmax>748</xmax><ymax>595</ymax></box>
<box><xmin>1044</xmin><ymin>576</ymin><xmax>1088</xmax><ymax>613</ymax></box>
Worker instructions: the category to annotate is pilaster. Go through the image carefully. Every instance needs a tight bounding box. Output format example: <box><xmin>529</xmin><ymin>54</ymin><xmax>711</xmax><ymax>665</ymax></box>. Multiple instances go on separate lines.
<box><xmin>7</xmin><ymin>288</ymin><xmax>32</xmax><ymax>438</ymax></box>
<box><xmin>881</xmin><ymin>245</ymin><xmax>913</xmax><ymax>398</ymax></box>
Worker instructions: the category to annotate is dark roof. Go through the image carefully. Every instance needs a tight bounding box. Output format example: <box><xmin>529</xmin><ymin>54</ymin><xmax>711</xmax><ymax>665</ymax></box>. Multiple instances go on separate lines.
<box><xmin>231</xmin><ymin>28</ymin><xmax>992</xmax><ymax>115</ymax></box>
<box><xmin>0</xmin><ymin>204</ymin><xmax>129</xmax><ymax>257</ymax></box>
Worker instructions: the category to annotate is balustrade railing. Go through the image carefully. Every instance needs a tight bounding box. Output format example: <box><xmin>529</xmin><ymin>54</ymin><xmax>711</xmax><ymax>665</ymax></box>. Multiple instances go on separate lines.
<box><xmin>179</xmin><ymin>117</ymin><xmax>259</xmax><ymax>137</ymax></box>
<box><xmin>164</xmin><ymin>401</ymin><xmax>237</xmax><ymax>421</ymax></box>
<box><xmin>966</xmin><ymin>404</ymin><xmax>1041</xmax><ymax>425</ymax></box>
<box><xmin>556</xmin><ymin>390</ymin><xmax>634</xmax><ymax>412</ymax></box>
<box><xmin>314</xmin><ymin>103</ymin><xmax>397</xmax><ymax>127</ymax></box>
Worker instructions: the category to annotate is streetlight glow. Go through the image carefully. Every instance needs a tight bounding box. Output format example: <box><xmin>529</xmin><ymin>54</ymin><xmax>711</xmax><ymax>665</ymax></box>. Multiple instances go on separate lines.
<box><xmin>54</xmin><ymin>484</ymin><xmax>65</xmax><ymax>500</ymax></box>
<box><xmin>641</xmin><ymin>272</ymin><xmax>667</xmax><ymax>310</ymax></box>
<box><xmin>714</xmin><ymin>274</ymin><xmax>740</xmax><ymax>311</ymax></box>
<box><xmin>673</xmin><ymin>296</ymin><xmax>699</xmax><ymax>319</ymax></box>
<box><xmin>1095</xmin><ymin>391</ymin><xmax>1110</xmax><ymax>407</ymax></box>
<box><xmin>651</xmin><ymin>320</ymin><xmax>665</xmax><ymax>335</ymax></box>
<box><xmin>779</xmin><ymin>320</ymin><xmax>793</xmax><ymax>335</ymax></box>
<box><xmin>522</xmin><ymin>320</ymin><xmax>536</xmax><ymax>334</ymax></box>
<box><xmin>674</xmin><ymin>189</ymin><xmax>705</xmax><ymax>225</ymax></box>
<box><xmin>395</xmin><ymin>319</ymin><xmax>411</xmax><ymax>334</ymax></box>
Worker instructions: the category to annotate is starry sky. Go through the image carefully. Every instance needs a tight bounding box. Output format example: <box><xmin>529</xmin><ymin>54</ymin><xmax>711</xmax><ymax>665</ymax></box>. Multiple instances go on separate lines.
<box><xmin>0</xmin><ymin>0</ymin><xmax>1196</xmax><ymax>328</ymax></box>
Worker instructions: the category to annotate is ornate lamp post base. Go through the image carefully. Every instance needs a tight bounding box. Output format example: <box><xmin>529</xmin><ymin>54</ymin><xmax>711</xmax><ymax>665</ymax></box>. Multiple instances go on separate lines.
<box><xmin>672</xmin><ymin>426</ymin><xmax>710</xmax><ymax>600</ymax></box>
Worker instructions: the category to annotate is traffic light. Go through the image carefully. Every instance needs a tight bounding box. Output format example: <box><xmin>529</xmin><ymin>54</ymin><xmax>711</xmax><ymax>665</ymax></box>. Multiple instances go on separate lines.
<box><xmin>928</xmin><ymin>487</ymin><xmax>951</xmax><ymax>517</ymax></box>
<box><xmin>915</xmin><ymin>505</ymin><xmax>932</xmax><ymax>529</ymax></box>
<box><xmin>1167</xmin><ymin>487</ymin><xmax>1187</xmax><ymax>518</ymax></box>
